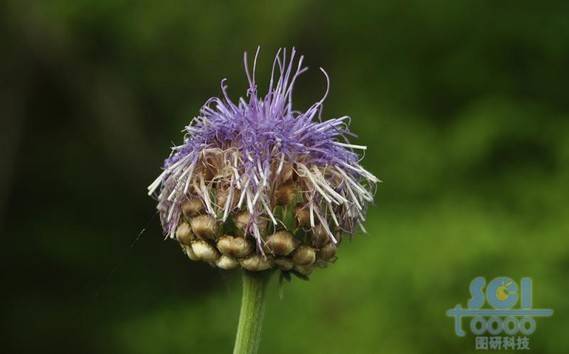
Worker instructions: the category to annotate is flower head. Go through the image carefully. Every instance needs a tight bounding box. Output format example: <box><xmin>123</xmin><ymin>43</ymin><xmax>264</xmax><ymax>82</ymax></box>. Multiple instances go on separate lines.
<box><xmin>148</xmin><ymin>48</ymin><xmax>378</xmax><ymax>275</ymax></box>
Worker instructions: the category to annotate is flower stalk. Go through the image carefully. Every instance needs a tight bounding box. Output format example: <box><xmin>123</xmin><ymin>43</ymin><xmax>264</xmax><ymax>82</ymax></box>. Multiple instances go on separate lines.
<box><xmin>233</xmin><ymin>270</ymin><xmax>272</xmax><ymax>354</ymax></box>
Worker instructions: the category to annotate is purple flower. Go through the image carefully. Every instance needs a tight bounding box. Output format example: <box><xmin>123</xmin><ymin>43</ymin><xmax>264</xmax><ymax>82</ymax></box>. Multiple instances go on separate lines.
<box><xmin>148</xmin><ymin>48</ymin><xmax>378</xmax><ymax>274</ymax></box>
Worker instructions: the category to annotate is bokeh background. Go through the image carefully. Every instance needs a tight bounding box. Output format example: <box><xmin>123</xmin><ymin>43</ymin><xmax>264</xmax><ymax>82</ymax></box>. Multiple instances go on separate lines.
<box><xmin>2</xmin><ymin>1</ymin><xmax>568</xmax><ymax>353</ymax></box>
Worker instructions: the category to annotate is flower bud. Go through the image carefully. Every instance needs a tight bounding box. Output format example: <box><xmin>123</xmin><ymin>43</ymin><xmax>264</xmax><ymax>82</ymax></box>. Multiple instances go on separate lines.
<box><xmin>175</xmin><ymin>222</ymin><xmax>193</xmax><ymax>245</ymax></box>
<box><xmin>274</xmin><ymin>257</ymin><xmax>294</xmax><ymax>271</ymax></box>
<box><xmin>191</xmin><ymin>240</ymin><xmax>219</xmax><ymax>262</ymax></box>
<box><xmin>240</xmin><ymin>255</ymin><xmax>272</xmax><ymax>271</ymax></box>
<box><xmin>274</xmin><ymin>182</ymin><xmax>296</xmax><ymax>206</ymax></box>
<box><xmin>190</xmin><ymin>215</ymin><xmax>218</xmax><ymax>239</ymax></box>
<box><xmin>311</xmin><ymin>224</ymin><xmax>330</xmax><ymax>247</ymax></box>
<box><xmin>181</xmin><ymin>244</ymin><xmax>199</xmax><ymax>261</ymax></box>
<box><xmin>265</xmin><ymin>231</ymin><xmax>296</xmax><ymax>256</ymax></box>
<box><xmin>234</xmin><ymin>211</ymin><xmax>250</xmax><ymax>230</ymax></box>
<box><xmin>294</xmin><ymin>205</ymin><xmax>310</xmax><ymax>227</ymax></box>
<box><xmin>216</xmin><ymin>188</ymin><xmax>232</xmax><ymax>209</ymax></box>
<box><xmin>216</xmin><ymin>235</ymin><xmax>253</xmax><ymax>258</ymax></box>
<box><xmin>294</xmin><ymin>264</ymin><xmax>314</xmax><ymax>276</ymax></box>
<box><xmin>292</xmin><ymin>245</ymin><xmax>316</xmax><ymax>266</ymax></box>
<box><xmin>182</xmin><ymin>198</ymin><xmax>204</xmax><ymax>219</ymax></box>
<box><xmin>216</xmin><ymin>255</ymin><xmax>239</xmax><ymax>270</ymax></box>
<box><xmin>234</xmin><ymin>211</ymin><xmax>267</xmax><ymax>236</ymax></box>
<box><xmin>318</xmin><ymin>243</ymin><xmax>337</xmax><ymax>261</ymax></box>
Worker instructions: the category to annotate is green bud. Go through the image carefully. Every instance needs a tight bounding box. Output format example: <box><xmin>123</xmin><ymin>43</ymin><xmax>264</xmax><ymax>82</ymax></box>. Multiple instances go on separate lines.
<box><xmin>274</xmin><ymin>257</ymin><xmax>294</xmax><ymax>271</ymax></box>
<box><xmin>294</xmin><ymin>205</ymin><xmax>310</xmax><ymax>227</ymax></box>
<box><xmin>216</xmin><ymin>235</ymin><xmax>253</xmax><ymax>258</ymax></box>
<box><xmin>240</xmin><ymin>255</ymin><xmax>272</xmax><ymax>271</ymax></box>
<box><xmin>216</xmin><ymin>255</ymin><xmax>239</xmax><ymax>270</ymax></box>
<box><xmin>292</xmin><ymin>245</ymin><xmax>316</xmax><ymax>266</ymax></box>
<box><xmin>182</xmin><ymin>198</ymin><xmax>204</xmax><ymax>219</ymax></box>
<box><xmin>190</xmin><ymin>215</ymin><xmax>218</xmax><ymax>239</ymax></box>
<box><xmin>234</xmin><ymin>211</ymin><xmax>250</xmax><ymax>231</ymax></box>
<box><xmin>318</xmin><ymin>243</ymin><xmax>337</xmax><ymax>261</ymax></box>
<box><xmin>311</xmin><ymin>224</ymin><xmax>330</xmax><ymax>247</ymax></box>
<box><xmin>191</xmin><ymin>240</ymin><xmax>219</xmax><ymax>262</ymax></box>
<box><xmin>181</xmin><ymin>244</ymin><xmax>199</xmax><ymax>261</ymax></box>
<box><xmin>274</xmin><ymin>182</ymin><xmax>296</xmax><ymax>206</ymax></box>
<box><xmin>265</xmin><ymin>231</ymin><xmax>297</xmax><ymax>256</ymax></box>
<box><xmin>175</xmin><ymin>222</ymin><xmax>193</xmax><ymax>245</ymax></box>
<box><xmin>294</xmin><ymin>264</ymin><xmax>314</xmax><ymax>276</ymax></box>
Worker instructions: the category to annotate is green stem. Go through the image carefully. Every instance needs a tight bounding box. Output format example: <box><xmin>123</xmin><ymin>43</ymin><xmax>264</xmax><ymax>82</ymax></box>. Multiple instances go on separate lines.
<box><xmin>233</xmin><ymin>270</ymin><xmax>271</xmax><ymax>354</ymax></box>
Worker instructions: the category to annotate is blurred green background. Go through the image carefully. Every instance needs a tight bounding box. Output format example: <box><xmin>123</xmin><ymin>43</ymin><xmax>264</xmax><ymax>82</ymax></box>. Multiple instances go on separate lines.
<box><xmin>2</xmin><ymin>1</ymin><xmax>568</xmax><ymax>353</ymax></box>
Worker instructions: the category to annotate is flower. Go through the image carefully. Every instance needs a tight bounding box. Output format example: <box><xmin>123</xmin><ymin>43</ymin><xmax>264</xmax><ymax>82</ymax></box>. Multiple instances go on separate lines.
<box><xmin>148</xmin><ymin>48</ymin><xmax>378</xmax><ymax>275</ymax></box>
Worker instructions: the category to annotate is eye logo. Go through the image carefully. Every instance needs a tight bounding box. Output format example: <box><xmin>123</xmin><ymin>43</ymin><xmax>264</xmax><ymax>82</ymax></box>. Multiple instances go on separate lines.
<box><xmin>447</xmin><ymin>277</ymin><xmax>553</xmax><ymax>351</ymax></box>
<box><xmin>496</xmin><ymin>281</ymin><xmax>511</xmax><ymax>302</ymax></box>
